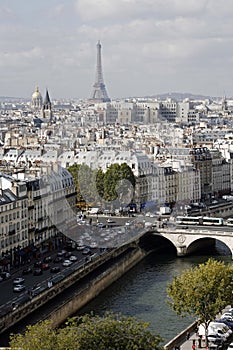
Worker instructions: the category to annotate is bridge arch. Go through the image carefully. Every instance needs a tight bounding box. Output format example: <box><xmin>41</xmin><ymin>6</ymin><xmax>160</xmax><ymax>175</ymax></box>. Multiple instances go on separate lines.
<box><xmin>139</xmin><ymin>230</ymin><xmax>233</xmax><ymax>258</ymax></box>
<box><xmin>185</xmin><ymin>237</ymin><xmax>232</xmax><ymax>257</ymax></box>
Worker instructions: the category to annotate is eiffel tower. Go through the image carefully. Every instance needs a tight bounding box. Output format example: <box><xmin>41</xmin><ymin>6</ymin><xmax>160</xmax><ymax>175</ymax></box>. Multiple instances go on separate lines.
<box><xmin>90</xmin><ymin>41</ymin><xmax>110</xmax><ymax>102</ymax></box>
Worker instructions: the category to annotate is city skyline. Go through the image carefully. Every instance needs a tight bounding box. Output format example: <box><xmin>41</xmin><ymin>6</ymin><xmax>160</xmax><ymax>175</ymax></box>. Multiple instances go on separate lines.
<box><xmin>0</xmin><ymin>0</ymin><xmax>233</xmax><ymax>100</ymax></box>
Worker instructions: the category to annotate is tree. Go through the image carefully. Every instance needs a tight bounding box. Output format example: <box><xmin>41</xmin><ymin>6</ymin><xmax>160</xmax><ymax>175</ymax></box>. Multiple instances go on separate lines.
<box><xmin>103</xmin><ymin>163</ymin><xmax>135</xmax><ymax>203</ymax></box>
<box><xmin>10</xmin><ymin>313</ymin><xmax>163</xmax><ymax>350</ymax></box>
<box><xmin>167</xmin><ymin>258</ymin><xmax>233</xmax><ymax>344</ymax></box>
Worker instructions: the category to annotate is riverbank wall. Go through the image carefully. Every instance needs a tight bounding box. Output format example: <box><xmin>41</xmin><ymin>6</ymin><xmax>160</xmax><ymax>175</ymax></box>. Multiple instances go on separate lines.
<box><xmin>164</xmin><ymin>319</ymin><xmax>199</xmax><ymax>350</ymax></box>
<box><xmin>45</xmin><ymin>246</ymin><xmax>148</xmax><ymax>328</ymax></box>
<box><xmin>0</xmin><ymin>243</ymin><xmax>150</xmax><ymax>337</ymax></box>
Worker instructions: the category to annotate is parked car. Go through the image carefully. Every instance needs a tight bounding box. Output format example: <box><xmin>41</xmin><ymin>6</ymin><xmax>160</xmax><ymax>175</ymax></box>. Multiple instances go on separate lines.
<box><xmin>227</xmin><ymin>342</ymin><xmax>233</xmax><ymax>350</ymax></box>
<box><xmin>50</xmin><ymin>266</ymin><xmax>60</xmax><ymax>273</ymax></box>
<box><xmin>13</xmin><ymin>277</ymin><xmax>25</xmax><ymax>285</ymax></box>
<box><xmin>207</xmin><ymin>334</ymin><xmax>225</xmax><ymax>345</ymax></box>
<box><xmin>64</xmin><ymin>251</ymin><xmax>72</xmax><ymax>258</ymax></box>
<box><xmin>13</xmin><ymin>284</ymin><xmax>26</xmax><ymax>293</ymax></box>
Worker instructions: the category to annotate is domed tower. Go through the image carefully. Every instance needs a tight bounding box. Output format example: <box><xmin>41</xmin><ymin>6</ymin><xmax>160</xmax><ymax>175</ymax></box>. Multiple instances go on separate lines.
<box><xmin>31</xmin><ymin>86</ymin><xmax>43</xmax><ymax>111</ymax></box>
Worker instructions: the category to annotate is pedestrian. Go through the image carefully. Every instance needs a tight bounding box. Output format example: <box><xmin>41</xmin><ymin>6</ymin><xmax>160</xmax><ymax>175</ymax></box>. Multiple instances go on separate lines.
<box><xmin>198</xmin><ymin>337</ymin><xmax>202</xmax><ymax>348</ymax></box>
<box><xmin>192</xmin><ymin>343</ymin><xmax>196</xmax><ymax>350</ymax></box>
<box><xmin>186</xmin><ymin>331</ymin><xmax>190</xmax><ymax>340</ymax></box>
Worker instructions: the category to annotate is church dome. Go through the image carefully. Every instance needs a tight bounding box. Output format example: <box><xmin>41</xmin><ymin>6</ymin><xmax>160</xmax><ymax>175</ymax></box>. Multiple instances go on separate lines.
<box><xmin>32</xmin><ymin>86</ymin><xmax>42</xmax><ymax>99</ymax></box>
<box><xmin>31</xmin><ymin>86</ymin><xmax>43</xmax><ymax>110</ymax></box>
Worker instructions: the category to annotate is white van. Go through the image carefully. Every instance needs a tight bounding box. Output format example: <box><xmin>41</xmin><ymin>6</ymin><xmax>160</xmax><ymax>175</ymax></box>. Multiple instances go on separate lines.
<box><xmin>208</xmin><ymin>322</ymin><xmax>232</xmax><ymax>339</ymax></box>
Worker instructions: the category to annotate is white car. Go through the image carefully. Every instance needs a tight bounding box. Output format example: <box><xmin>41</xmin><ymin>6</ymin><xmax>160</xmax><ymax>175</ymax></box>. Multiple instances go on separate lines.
<box><xmin>13</xmin><ymin>284</ymin><xmax>26</xmax><ymax>293</ymax></box>
<box><xmin>69</xmin><ymin>255</ymin><xmax>78</xmax><ymax>262</ymax></box>
<box><xmin>62</xmin><ymin>260</ymin><xmax>72</xmax><ymax>267</ymax></box>
<box><xmin>13</xmin><ymin>277</ymin><xmax>25</xmax><ymax>285</ymax></box>
<box><xmin>227</xmin><ymin>342</ymin><xmax>233</xmax><ymax>350</ymax></box>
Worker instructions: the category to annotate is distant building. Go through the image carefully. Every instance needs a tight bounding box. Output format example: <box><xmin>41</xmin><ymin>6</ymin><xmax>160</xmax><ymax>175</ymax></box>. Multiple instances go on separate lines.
<box><xmin>31</xmin><ymin>86</ymin><xmax>43</xmax><ymax>111</ymax></box>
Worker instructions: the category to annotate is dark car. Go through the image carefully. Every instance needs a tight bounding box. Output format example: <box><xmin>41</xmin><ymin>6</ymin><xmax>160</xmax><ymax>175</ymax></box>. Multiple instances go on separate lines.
<box><xmin>43</xmin><ymin>256</ymin><xmax>52</xmax><ymax>263</ymax></box>
<box><xmin>57</xmin><ymin>250</ymin><xmax>66</xmax><ymax>257</ymax></box>
<box><xmin>0</xmin><ymin>272</ymin><xmax>11</xmax><ymax>280</ymax></box>
<box><xmin>41</xmin><ymin>263</ymin><xmax>50</xmax><ymax>270</ymax></box>
<box><xmin>33</xmin><ymin>268</ymin><xmax>43</xmax><ymax>276</ymax></box>
<box><xmin>53</xmin><ymin>257</ymin><xmax>63</xmax><ymax>263</ymax></box>
<box><xmin>50</xmin><ymin>266</ymin><xmax>60</xmax><ymax>273</ymax></box>
<box><xmin>22</xmin><ymin>267</ymin><xmax>32</xmax><ymax>275</ymax></box>
<box><xmin>34</xmin><ymin>260</ymin><xmax>42</xmax><ymax>268</ymax></box>
<box><xmin>64</xmin><ymin>251</ymin><xmax>72</xmax><ymax>258</ymax></box>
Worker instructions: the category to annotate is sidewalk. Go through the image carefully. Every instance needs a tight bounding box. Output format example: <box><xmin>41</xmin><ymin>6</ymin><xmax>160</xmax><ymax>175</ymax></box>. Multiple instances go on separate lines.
<box><xmin>180</xmin><ymin>333</ymin><xmax>208</xmax><ymax>350</ymax></box>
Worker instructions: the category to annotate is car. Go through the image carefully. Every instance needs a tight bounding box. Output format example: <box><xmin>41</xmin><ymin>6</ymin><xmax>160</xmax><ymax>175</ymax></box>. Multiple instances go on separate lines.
<box><xmin>53</xmin><ymin>257</ymin><xmax>63</xmax><ymax>263</ymax></box>
<box><xmin>50</xmin><ymin>266</ymin><xmax>60</xmax><ymax>273</ymax></box>
<box><xmin>207</xmin><ymin>333</ymin><xmax>227</xmax><ymax>344</ymax></box>
<box><xmin>96</xmin><ymin>222</ymin><xmax>105</xmax><ymax>228</ymax></box>
<box><xmin>43</xmin><ymin>256</ymin><xmax>52</xmax><ymax>263</ymax></box>
<box><xmin>57</xmin><ymin>250</ymin><xmax>66</xmax><ymax>257</ymax></box>
<box><xmin>227</xmin><ymin>342</ymin><xmax>233</xmax><ymax>350</ymax></box>
<box><xmin>34</xmin><ymin>260</ymin><xmax>42</xmax><ymax>268</ymax></box>
<box><xmin>90</xmin><ymin>242</ymin><xmax>97</xmax><ymax>249</ymax></box>
<box><xmin>76</xmin><ymin>245</ymin><xmax>86</xmax><ymax>251</ymax></box>
<box><xmin>22</xmin><ymin>267</ymin><xmax>33</xmax><ymax>275</ymax></box>
<box><xmin>82</xmin><ymin>247</ymin><xmax>91</xmax><ymax>255</ymax></box>
<box><xmin>63</xmin><ymin>260</ymin><xmax>72</xmax><ymax>267</ymax></box>
<box><xmin>41</xmin><ymin>263</ymin><xmax>50</xmax><ymax>270</ymax></box>
<box><xmin>0</xmin><ymin>272</ymin><xmax>11</xmax><ymax>280</ymax></box>
<box><xmin>64</xmin><ymin>251</ymin><xmax>72</xmax><ymax>258</ymax></box>
<box><xmin>33</xmin><ymin>268</ymin><xmax>43</xmax><ymax>276</ymax></box>
<box><xmin>13</xmin><ymin>284</ymin><xmax>26</xmax><ymax>293</ymax></box>
<box><xmin>106</xmin><ymin>218</ymin><xmax>114</xmax><ymax>223</ymax></box>
<box><xmin>125</xmin><ymin>222</ymin><xmax>131</xmax><ymax>226</ymax></box>
<box><xmin>69</xmin><ymin>255</ymin><xmax>78</xmax><ymax>262</ymax></box>
<box><xmin>13</xmin><ymin>277</ymin><xmax>25</xmax><ymax>285</ymax></box>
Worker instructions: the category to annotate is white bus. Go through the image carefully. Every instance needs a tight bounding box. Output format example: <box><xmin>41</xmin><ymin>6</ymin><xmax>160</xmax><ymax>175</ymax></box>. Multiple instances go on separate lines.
<box><xmin>226</xmin><ymin>218</ymin><xmax>233</xmax><ymax>226</ymax></box>
<box><xmin>202</xmin><ymin>217</ymin><xmax>223</xmax><ymax>226</ymax></box>
<box><xmin>176</xmin><ymin>216</ymin><xmax>202</xmax><ymax>225</ymax></box>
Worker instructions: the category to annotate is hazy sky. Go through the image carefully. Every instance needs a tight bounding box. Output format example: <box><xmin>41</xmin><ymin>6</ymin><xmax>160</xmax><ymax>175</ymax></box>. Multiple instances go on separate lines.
<box><xmin>0</xmin><ymin>0</ymin><xmax>233</xmax><ymax>99</ymax></box>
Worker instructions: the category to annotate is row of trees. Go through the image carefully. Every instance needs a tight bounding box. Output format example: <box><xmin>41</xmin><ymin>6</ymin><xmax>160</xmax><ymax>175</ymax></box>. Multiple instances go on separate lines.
<box><xmin>9</xmin><ymin>259</ymin><xmax>233</xmax><ymax>348</ymax></box>
<box><xmin>67</xmin><ymin>163</ymin><xmax>136</xmax><ymax>210</ymax></box>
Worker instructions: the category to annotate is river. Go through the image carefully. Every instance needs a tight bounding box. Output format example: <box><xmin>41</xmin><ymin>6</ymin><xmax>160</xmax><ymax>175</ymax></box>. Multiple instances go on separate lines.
<box><xmin>76</xmin><ymin>244</ymin><xmax>232</xmax><ymax>344</ymax></box>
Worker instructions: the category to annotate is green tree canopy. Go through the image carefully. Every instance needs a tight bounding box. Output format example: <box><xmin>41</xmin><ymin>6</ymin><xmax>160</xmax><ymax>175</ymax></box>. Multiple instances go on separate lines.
<box><xmin>10</xmin><ymin>313</ymin><xmax>163</xmax><ymax>350</ymax></box>
<box><xmin>103</xmin><ymin>163</ymin><xmax>135</xmax><ymax>203</ymax></box>
<box><xmin>167</xmin><ymin>258</ymin><xmax>233</xmax><ymax>341</ymax></box>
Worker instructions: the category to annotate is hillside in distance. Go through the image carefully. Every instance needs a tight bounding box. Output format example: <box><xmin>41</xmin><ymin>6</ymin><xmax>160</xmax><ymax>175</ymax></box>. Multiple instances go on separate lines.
<box><xmin>147</xmin><ymin>92</ymin><xmax>220</xmax><ymax>101</ymax></box>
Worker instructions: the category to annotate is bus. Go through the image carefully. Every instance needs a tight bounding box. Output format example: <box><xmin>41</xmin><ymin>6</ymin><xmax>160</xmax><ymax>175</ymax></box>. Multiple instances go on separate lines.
<box><xmin>176</xmin><ymin>216</ymin><xmax>202</xmax><ymax>225</ymax></box>
<box><xmin>202</xmin><ymin>217</ymin><xmax>223</xmax><ymax>226</ymax></box>
<box><xmin>226</xmin><ymin>218</ymin><xmax>233</xmax><ymax>226</ymax></box>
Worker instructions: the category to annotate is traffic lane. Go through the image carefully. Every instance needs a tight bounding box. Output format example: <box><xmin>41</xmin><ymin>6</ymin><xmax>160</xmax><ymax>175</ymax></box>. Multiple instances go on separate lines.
<box><xmin>0</xmin><ymin>248</ymin><xmax>100</xmax><ymax>306</ymax></box>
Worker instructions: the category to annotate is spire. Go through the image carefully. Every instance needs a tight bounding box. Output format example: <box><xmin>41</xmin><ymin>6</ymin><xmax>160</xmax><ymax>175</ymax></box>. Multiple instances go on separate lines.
<box><xmin>44</xmin><ymin>88</ymin><xmax>51</xmax><ymax>105</ymax></box>
<box><xmin>42</xmin><ymin>88</ymin><xmax>53</xmax><ymax>122</ymax></box>
<box><xmin>90</xmin><ymin>41</ymin><xmax>110</xmax><ymax>102</ymax></box>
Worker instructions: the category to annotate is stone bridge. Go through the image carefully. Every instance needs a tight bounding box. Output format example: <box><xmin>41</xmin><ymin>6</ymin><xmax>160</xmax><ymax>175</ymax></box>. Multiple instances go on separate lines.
<box><xmin>137</xmin><ymin>226</ymin><xmax>233</xmax><ymax>258</ymax></box>
<box><xmin>131</xmin><ymin>226</ymin><xmax>233</xmax><ymax>259</ymax></box>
